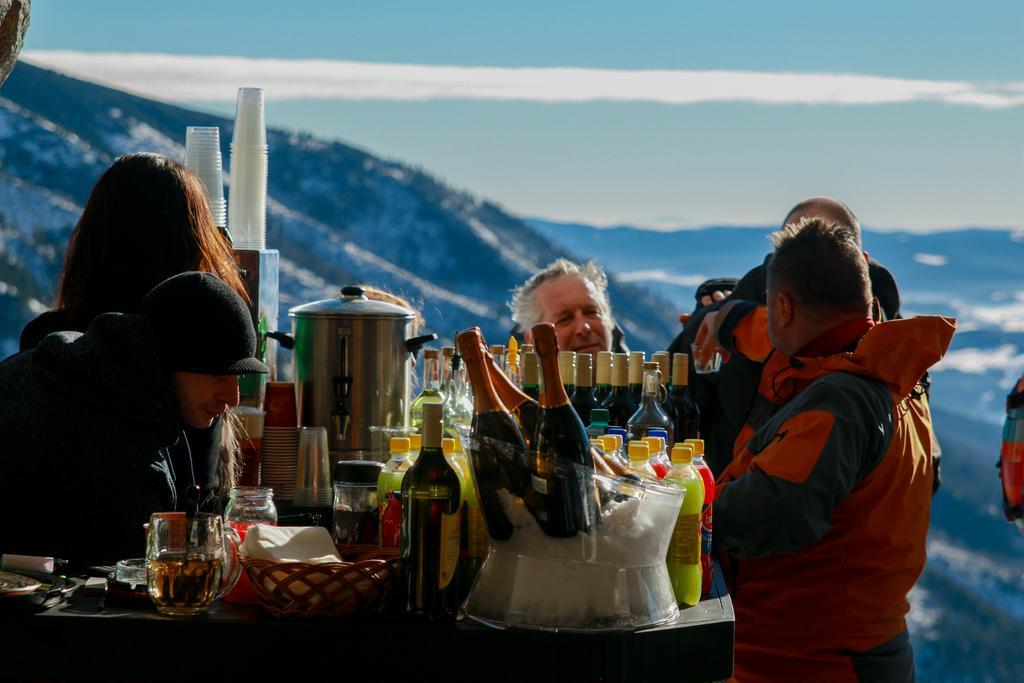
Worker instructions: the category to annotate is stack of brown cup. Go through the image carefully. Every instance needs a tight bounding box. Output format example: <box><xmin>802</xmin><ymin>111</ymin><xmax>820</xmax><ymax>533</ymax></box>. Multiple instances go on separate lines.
<box><xmin>260</xmin><ymin>382</ymin><xmax>299</xmax><ymax>500</ymax></box>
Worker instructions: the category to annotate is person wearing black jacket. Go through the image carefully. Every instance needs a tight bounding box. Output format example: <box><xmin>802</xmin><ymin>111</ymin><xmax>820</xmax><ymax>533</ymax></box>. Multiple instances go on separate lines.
<box><xmin>667</xmin><ymin>197</ymin><xmax>909</xmax><ymax>478</ymax></box>
<box><xmin>0</xmin><ymin>273</ymin><xmax>267</xmax><ymax>569</ymax></box>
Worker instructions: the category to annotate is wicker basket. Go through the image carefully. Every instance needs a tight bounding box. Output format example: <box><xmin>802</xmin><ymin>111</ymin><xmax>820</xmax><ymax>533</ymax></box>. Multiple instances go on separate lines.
<box><xmin>242</xmin><ymin>544</ymin><xmax>400</xmax><ymax>618</ymax></box>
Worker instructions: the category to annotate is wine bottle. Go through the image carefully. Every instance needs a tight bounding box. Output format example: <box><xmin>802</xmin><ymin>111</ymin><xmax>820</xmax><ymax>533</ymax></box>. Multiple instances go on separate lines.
<box><xmin>529</xmin><ymin>323</ymin><xmax>595</xmax><ymax>538</ymax></box>
<box><xmin>559</xmin><ymin>351</ymin><xmax>576</xmax><ymax>397</ymax></box>
<box><xmin>627</xmin><ymin>362</ymin><xmax>675</xmax><ymax>445</ymax></box>
<box><xmin>521</xmin><ymin>350</ymin><xmax>540</xmax><ymax>400</ymax></box>
<box><xmin>594</xmin><ymin>351</ymin><xmax>613</xmax><ymax>404</ymax></box>
<box><xmin>457</xmin><ymin>328</ymin><xmax>531</xmax><ymax>541</ymax></box>
<box><xmin>400</xmin><ymin>402</ymin><xmax>461</xmax><ymax>621</ymax></box>
<box><xmin>411</xmin><ymin>349</ymin><xmax>444</xmax><ymax>430</ymax></box>
<box><xmin>490</xmin><ymin>344</ymin><xmax>506</xmax><ymax>375</ymax></box>
<box><xmin>571</xmin><ymin>352</ymin><xmax>601</xmax><ymax>424</ymax></box>
<box><xmin>671</xmin><ymin>353</ymin><xmax>700</xmax><ymax>442</ymax></box>
<box><xmin>442</xmin><ymin>351</ymin><xmax>474</xmax><ymax>438</ymax></box>
<box><xmin>601</xmin><ymin>352</ymin><xmax>638</xmax><ymax>427</ymax></box>
<box><xmin>440</xmin><ymin>346</ymin><xmax>455</xmax><ymax>393</ymax></box>
<box><xmin>486</xmin><ymin>348</ymin><xmax>539</xmax><ymax>449</ymax></box>
<box><xmin>628</xmin><ymin>351</ymin><xmax>645</xmax><ymax>403</ymax></box>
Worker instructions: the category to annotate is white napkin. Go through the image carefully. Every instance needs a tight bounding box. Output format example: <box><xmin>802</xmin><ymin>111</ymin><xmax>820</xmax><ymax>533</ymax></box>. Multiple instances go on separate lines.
<box><xmin>240</xmin><ymin>526</ymin><xmax>342</xmax><ymax>564</ymax></box>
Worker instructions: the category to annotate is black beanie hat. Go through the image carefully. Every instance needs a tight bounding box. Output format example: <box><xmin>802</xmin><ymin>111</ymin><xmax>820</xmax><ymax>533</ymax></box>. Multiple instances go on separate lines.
<box><xmin>139</xmin><ymin>272</ymin><xmax>269</xmax><ymax>375</ymax></box>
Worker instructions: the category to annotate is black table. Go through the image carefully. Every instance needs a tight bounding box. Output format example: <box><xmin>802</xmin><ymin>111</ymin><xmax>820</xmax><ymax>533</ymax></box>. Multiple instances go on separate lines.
<box><xmin>0</xmin><ymin>575</ymin><xmax>733</xmax><ymax>682</ymax></box>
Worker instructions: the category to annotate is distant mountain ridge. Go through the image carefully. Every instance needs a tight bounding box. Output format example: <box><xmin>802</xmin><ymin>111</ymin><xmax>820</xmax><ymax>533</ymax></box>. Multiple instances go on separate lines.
<box><xmin>0</xmin><ymin>62</ymin><xmax>677</xmax><ymax>357</ymax></box>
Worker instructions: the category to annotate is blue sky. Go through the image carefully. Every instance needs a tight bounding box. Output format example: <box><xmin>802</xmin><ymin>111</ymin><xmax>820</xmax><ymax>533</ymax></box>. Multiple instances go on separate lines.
<box><xmin>20</xmin><ymin>0</ymin><xmax>1024</xmax><ymax>230</ymax></box>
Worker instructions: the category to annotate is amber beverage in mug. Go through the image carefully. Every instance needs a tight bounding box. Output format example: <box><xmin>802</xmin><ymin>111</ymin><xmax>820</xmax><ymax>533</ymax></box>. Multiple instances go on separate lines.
<box><xmin>146</xmin><ymin>513</ymin><xmax>240</xmax><ymax>616</ymax></box>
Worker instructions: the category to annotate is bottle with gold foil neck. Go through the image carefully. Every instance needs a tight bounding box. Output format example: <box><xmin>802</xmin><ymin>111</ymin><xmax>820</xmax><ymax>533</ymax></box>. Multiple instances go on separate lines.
<box><xmin>571</xmin><ymin>352</ymin><xmax>602</xmax><ymax>425</ymax></box>
<box><xmin>529</xmin><ymin>323</ymin><xmax>595</xmax><ymax>538</ymax></box>
<box><xmin>595</xmin><ymin>351</ymin><xmax>613</xmax><ymax>404</ymax></box>
<box><xmin>457</xmin><ymin>327</ymin><xmax>530</xmax><ymax>541</ymax></box>
<box><xmin>628</xmin><ymin>351</ymin><xmax>646</xmax><ymax>403</ymax></box>
<box><xmin>670</xmin><ymin>353</ymin><xmax>700</xmax><ymax>442</ymax></box>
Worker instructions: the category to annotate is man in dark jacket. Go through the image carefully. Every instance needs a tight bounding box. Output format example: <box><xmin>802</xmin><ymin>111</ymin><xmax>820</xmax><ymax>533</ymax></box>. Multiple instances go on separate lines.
<box><xmin>0</xmin><ymin>272</ymin><xmax>267</xmax><ymax>568</ymax></box>
<box><xmin>667</xmin><ymin>197</ymin><xmax>904</xmax><ymax>476</ymax></box>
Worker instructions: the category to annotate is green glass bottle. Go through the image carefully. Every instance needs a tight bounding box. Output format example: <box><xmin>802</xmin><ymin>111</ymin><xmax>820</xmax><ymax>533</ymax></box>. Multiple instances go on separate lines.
<box><xmin>400</xmin><ymin>402</ymin><xmax>462</xmax><ymax>621</ymax></box>
<box><xmin>411</xmin><ymin>348</ymin><xmax>444</xmax><ymax>430</ymax></box>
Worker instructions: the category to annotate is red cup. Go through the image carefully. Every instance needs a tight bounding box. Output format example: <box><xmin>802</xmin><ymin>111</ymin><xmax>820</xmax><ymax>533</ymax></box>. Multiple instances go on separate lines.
<box><xmin>263</xmin><ymin>382</ymin><xmax>297</xmax><ymax>428</ymax></box>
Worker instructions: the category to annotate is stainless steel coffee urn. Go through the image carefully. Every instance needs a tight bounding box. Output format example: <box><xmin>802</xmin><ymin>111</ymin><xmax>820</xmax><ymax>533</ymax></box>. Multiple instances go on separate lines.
<box><xmin>289</xmin><ymin>286</ymin><xmax>435</xmax><ymax>462</ymax></box>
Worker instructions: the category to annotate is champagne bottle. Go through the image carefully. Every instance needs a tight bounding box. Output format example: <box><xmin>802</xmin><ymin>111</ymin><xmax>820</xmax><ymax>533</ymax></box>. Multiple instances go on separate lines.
<box><xmin>671</xmin><ymin>353</ymin><xmax>700</xmax><ymax>442</ymax></box>
<box><xmin>530</xmin><ymin>323</ymin><xmax>595</xmax><ymax>538</ymax></box>
<box><xmin>594</xmin><ymin>351</ymin><xmax>613</xmax><ymax>404</ymax></box>
<box><xmin>627</xmin><ymin>362</ymin><xmax>675</xmax><ymax>445</ymax></box>
<box><xmin>628</xmin><ymin>351</ymin><xmax>645</xmax><ymax>403</ymax></box>
<box><xmin>601</xmin><ymin>352</ymin><xmax>638</xmax><ymax>427</ymax></box>
<box><xmin>521</xmin><ymin>350</ymin><xmax>541</xmax><ymax>400</ymax></box>
<box><xmin>411</xmin><ymin>349</ymin><xmax>444</xmax><ymax>430</ymax></box>
<box><xmin>457</xmin><ymin>328</ymin><xmax>531</xmax><ymax>541</ymax></box>
<box><xmin>486</xmin><ymin>348</ymin><xmax>539</xmax><ymax>449</ymax></box>
<box><xmin>400</xmin><ymin>402</ymin><xmax>461</xmax><ymax>621</ymax></box>
<box><xmin>571</xmin><ymin>352</ymin><xmax>602</xmax><ymax>425</ymax></box>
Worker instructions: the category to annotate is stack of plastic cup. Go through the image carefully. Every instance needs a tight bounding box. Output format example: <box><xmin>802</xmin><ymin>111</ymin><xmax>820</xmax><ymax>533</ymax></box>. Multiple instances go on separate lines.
<box><xmin>293</xmin><ymin>426</ymin><xmax>333</xmax><ymax>508</ymax></box>
<box><xmin>184</xmin><ymin>126</ymin><xmax>227</xmax><ymax>231</ymax></box>
<box><xmin>228</xmin><ymin>87</ymin><xmax>268</xmax><ymax>250</ymax></box>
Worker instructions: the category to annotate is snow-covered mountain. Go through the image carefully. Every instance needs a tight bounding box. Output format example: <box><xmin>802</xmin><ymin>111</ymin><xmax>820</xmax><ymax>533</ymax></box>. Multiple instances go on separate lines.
<box><xmin>0</xmin><ymin>62</ymin><xmax>678</xmax><ymax>359</ymax></box>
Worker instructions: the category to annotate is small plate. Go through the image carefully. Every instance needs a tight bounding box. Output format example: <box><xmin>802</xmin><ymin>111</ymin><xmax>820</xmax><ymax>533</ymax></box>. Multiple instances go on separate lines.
<box><xmin>0</xmin><ymin>571</ymin><xmax>41</xmax><ymax>596</ymax></box>
<box><xmin>0</xmin><ymin>571</ymin><xmax>77</xmax><ymax>612</ymax></box>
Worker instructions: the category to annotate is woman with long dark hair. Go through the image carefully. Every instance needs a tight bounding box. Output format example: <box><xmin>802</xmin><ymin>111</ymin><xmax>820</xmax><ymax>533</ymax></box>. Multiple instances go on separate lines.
<box><xmin>20</xmin><ymin>152</ymin><xmax>250</xmax><ymax>511</ymax></box>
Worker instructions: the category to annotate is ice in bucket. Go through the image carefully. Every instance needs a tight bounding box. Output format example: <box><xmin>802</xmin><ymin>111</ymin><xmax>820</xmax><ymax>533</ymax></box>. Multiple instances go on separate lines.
<box><xmin>459</xmin><ymin>426</ymin><xmax>685</xmax><ymax>632</ymax></box>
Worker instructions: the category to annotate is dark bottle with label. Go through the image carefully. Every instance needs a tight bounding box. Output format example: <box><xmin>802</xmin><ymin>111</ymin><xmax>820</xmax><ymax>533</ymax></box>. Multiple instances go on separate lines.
<box><xmin>529</xmin><ymin>323</ymin><xmax>595</xmax><ymax>538</ymax></box>
<box><xmin>601</xmin><ymin>352</ymin><xmax>639</xmax><ymax>427</ymax></box>
<box><xmin>671</xmin><ymin>353</ymin><xmax>700</xmax><ymax>441</ymax></box>
<box><xmin>571</xmin><ymin>352</ymin><xmax>601</xmax><ymax>424</ymax></box>
<box><xmin>400</xmin><ymin>402</ymin><xmax>461</xmax><ymax>621</ymax></box>
<box><xmin>457</xmin><ymin>328</ymin><xmax>531</xmax><ymax>540</ymax></box>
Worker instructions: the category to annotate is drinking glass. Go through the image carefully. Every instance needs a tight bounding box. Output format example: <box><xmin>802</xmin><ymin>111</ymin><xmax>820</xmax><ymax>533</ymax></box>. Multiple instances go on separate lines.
<box><xmin>691</xmin><ymin>342</ymin><xmax>722</xmax><ymax>374</ymax></box>
<box><xmin>146</xmin><ymin>513</ymin><xmax>241</xmax><ymax>616</ymax></box>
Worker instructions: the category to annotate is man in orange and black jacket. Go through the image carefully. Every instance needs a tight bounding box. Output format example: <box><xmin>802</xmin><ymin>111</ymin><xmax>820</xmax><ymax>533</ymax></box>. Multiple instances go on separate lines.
<box><xmin>694</xmin><ymin>217</ymin><xmax>954</xmax><ymax>682</ymax></box>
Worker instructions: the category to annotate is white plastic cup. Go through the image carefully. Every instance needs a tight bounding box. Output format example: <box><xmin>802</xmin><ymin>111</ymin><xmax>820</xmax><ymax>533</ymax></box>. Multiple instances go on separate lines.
<box><xmin>232</xmin><ymin>87</ymin><xmax>266</xmax><ymax>147</ymax></box>
<box><xmin>185</xmin><ymin>126</ymin><xmax>226</xmax><ymax>229</ymax></box>
<box><xmin>293</xmin><ymin>427</ymin><xmax>331</xmax><ymax>508</ymax></box>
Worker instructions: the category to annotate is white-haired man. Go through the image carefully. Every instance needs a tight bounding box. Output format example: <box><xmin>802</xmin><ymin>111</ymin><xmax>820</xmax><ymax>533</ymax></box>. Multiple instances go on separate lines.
<box><xmin>510</xmin><ymin>259</ymin><xmax>625</xmax><ymax>358</ymax></box>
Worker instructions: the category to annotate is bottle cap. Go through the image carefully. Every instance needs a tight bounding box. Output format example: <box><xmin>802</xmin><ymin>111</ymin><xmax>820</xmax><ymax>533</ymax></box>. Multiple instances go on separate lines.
<box><xmin>653</xmin><ymin>352</ymin><xmax>671</xmax><ymax>382</ymax></box>
<box><xmin>442</xmin><ymin>346</ymin><xmax>454</xmax><ymax>358</ymax></box>
<box><xmin>334</xmin><ymin>460</ymin><xmax>383</xmax><ymax>484</ymax></box>
<box><xmin>596</xmin><ymin>351</ymin><xmax>613</xmax><ymax>385</ymax></box>
<box><xmin>671</xmin><ymin>443</ymin><xmax>695</xmax><ymax>464</ymax></box>
<box><xmin>389</xmin><ymin>437</ymin><xmax>410</xmax><ymax>454</ymax></box>
<box><xmin>627</xmin><ymin>441</ymin><xmax>650</xmax><ymax>462</ymax></box>
<box><xmin>610</xmin><ymin>434</ymin><xmax>623</xmax><ymax>452</ymax></box>
<box><xmin>589</xmin><ymin>408</ymin><xmax>610</xmax><ymax>424</ymax></box>
<box><xmin>672</xmin><ymin>353</ymin><xmax>690</xmax><ymax>386</ymax></box>
<box><xmin>421</xmin><ymin>403</ymin><xmax>443</xmax><ymax>448</ymax></box>
<box><xmin>597</xmin><ymin>435</ymin><xmax>614</xmax><ymax>452</ymax></box>
<box><xmin>606</xmin><ymin>426</ymin><xmax>627</xmax><ymax>438</ymax></box>
<box><xmin>576</xmin><ymin>352</ymin><xmax>594</xmax><ymax>387</ymax></box>
<box><xmin>629</xmin><ymin>352</ymin><xmax>646</xmax><ymax>385</ymax></box>
<box><xmin>643</xmin><ymin>436</ymin><xmax>665</xmax><ymax>453</ymax></box>
<box><xmin>684</xmin><ymin>438</ymin><xmax>705</xmax><ymax>457</ymax></box>
<box><xmin>649</xmin><ymin>428</ymin><xmax>668</xmax><ymax>439</ymax></box>
<box><xmin>490</xmin><ymin>344</ymin><xmax>505</xmax><ymax>357</ymax></box>
<box><xmin>424</xmin><ymin>349</ymin><xmax>439</xmax><ymax>359</ymax></box>
<box><xmin>611</xmin><ymin>353</ymin><xmax>629</xmax><ymax>386</ymax></box>
<box><xmin>558</xmin><ymin>351</ymin><xmax>577</xmax><ymax>385</ymax></box>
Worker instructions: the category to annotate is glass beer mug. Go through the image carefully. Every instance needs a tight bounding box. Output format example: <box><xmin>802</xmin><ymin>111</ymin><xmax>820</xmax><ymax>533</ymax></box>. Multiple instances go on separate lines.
<box><xmin>146</xmin><ymin>513</ymin><xmax>242</xmax><ymax>616</ymax></box>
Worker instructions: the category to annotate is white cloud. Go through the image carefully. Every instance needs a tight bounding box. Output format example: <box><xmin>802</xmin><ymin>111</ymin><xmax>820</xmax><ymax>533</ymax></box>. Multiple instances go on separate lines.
<box><xmin>616</xmin><ymin>269</ymin><xmax>706</xmax><ymax>287</ymax></box>
<box><xmin>933</xmin><ymin>344</ymin><xmax>1024</xmax><ymax>376</ymax></box>
<box><xmin>913</xmin><ymin>252</ymin><xmax>948</xmax><ymax>266</ymax></box>
<box><xmin>20</xmin><ymin>50</ymin><xmax>1024</xmax><ymax>109</ymax></box>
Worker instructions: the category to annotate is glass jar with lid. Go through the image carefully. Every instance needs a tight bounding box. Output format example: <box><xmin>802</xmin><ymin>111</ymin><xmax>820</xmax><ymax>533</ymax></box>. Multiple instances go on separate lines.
<box><xmin>224</xmin><ymin>487</ymin><xmax>278</xmax><ymax>537</ymax></box>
